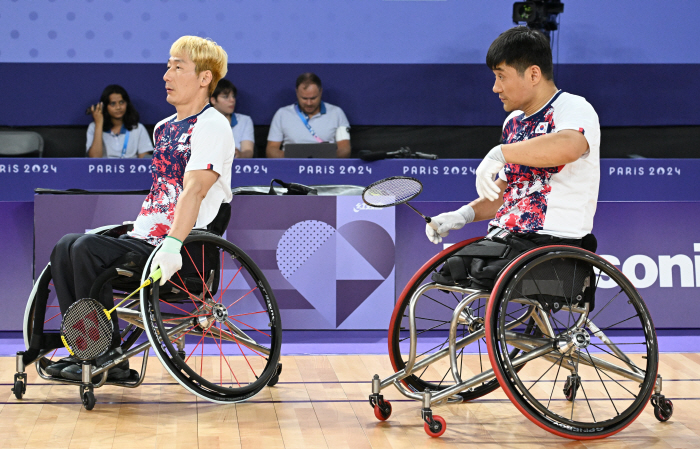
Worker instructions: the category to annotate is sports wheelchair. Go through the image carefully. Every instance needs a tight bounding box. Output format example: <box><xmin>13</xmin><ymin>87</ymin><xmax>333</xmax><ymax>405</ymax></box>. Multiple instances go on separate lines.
<box><xmin>12</xmin><ymin>204</ymin><xmax>282</xmax><ymax>409</ymax></box>
<box><xmin>369</xmin><ymin>236</ymin><xmax>674</xmax><ymax>439</ymax></box>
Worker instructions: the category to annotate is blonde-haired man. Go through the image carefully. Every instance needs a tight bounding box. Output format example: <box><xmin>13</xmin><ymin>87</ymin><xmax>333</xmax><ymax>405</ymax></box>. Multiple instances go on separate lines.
<box><xmin>48</xmin><ymin>36</ymin><xmax>234</xmax><ymax>382</ymax></box>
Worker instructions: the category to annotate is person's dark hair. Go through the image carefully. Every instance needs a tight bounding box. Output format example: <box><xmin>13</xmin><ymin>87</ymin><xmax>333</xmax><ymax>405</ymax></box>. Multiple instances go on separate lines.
<box><xmin>210</xmin><ymin>78</ymin><xmax>237</xmax><ymax>100</ymax></box>
<box><xmin>486</xmin><ymin>27</ymin><xmax>553</xmax><ymax>80</ymax></box>
<box><xmin>296</xmin><ymin>72</ymin><xmax>322</xmax><ymax>90</ymax></box>
<box><xmin>99</xmin><ymin>84</ymin><xmax>140</xmax><ymax>132</ymax></box>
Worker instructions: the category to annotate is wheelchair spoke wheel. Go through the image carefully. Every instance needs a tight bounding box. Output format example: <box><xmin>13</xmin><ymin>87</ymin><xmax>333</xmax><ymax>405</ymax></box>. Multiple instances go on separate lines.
<box><xmin>389</xmin><ymin>238</ymin><xmax>507</xmax><ymax>401</ymax></box>
<box><xmin>141</xmin><ymin>233</ymin><xmax>282</xmax><ymax>403</ymax></box>
<box><xmin>485</xmin><ymin>246</ymin><xmax>659</xmax><ymax>439</ymax></box>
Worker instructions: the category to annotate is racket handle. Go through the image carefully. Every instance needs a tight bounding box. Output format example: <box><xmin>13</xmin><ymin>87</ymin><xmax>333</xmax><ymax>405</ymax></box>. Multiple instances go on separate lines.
<box><xmin>425</xmin><ymin>216</ymin><xmax>439</xmax><ymax>230</ymax></box>
<box><xmin>109</xmin><ymin>268</ymin><xmax>163</xmax><ymax>314</ymax></box>
<box><xmin>149</xmin><ymin>267</ymin><xmax>162</xmax><ymax>284</ymax></box>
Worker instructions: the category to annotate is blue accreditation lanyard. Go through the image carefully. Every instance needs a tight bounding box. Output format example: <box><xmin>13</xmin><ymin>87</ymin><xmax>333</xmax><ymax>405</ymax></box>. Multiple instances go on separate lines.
<box><xmin>120</xmin><ymin>125</ymin><xmax>130</xmax><ymax>159</ymax></box>
<box><xmin>294</xmin><ymin>104</ymin><xmax>323</xmax><ymax>143</ymax></box>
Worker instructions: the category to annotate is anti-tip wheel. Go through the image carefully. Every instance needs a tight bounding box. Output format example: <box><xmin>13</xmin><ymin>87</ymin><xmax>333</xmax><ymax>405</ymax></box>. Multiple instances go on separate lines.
<box><xmin>424</xmin><ymin>415</ymin><xmax>446</xmax><ymax>437</ymax></box>
<box><xmin>563</xmin><ymin>375</ymin><xmax>580</xmax><ymax>402</ymax></box>
<box><xmin>373</xmin><ymin>400</ymin><xmax>392</xmax><ymax>421</ymax></box>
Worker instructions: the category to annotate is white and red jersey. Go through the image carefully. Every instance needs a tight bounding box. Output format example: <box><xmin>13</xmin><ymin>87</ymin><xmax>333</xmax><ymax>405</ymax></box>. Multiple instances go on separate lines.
<box><xmin>129</xmin><ymin>105</ymin><xmax>234</xmax><ymax>246</ymax></box>
<box><xmin>489</xmin><ymin>91</ymin><xmax>601</xmax><ymax>238</ymax></box>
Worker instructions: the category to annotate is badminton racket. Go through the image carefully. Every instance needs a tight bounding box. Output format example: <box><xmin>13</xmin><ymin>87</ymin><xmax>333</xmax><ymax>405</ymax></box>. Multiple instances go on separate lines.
<box><xmin>60</xmin><ymin>268</ymin><xmax>162</xmax><ymax>360</ymax></box>
<box><xmin>362</xmin><ymin>176</ymin><xmax>438</xmax><ymax>230</ymax></box>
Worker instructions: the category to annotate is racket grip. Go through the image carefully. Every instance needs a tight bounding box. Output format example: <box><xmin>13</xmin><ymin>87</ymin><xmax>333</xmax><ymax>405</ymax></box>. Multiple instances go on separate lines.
<box><xmin>425</xmin><ymin>216</ymin><xmax>439</xmax><ymax>230</ymax></box>
<box><xmin>149</xmin><ymin>267</ymin><xmax>162</xmax><ymax>284</ymax></box>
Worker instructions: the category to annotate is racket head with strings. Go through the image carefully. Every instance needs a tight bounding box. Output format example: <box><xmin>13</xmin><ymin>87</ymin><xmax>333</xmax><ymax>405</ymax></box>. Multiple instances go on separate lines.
<box><xmin>60</xmin><ymin>298</ymin><xmax>113</xmax><ymax>361</ymax></box>
<box><xmin>362</xmin><ymin>176</ymin><xmax>424</xmax><ymax>208</ymax></box>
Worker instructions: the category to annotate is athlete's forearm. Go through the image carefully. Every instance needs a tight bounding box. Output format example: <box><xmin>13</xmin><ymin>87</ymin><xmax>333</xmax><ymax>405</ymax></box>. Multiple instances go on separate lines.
<box><xmin>501</xmin><ymin>130</ymin><xmax>588</xmax><ymax>168</ymax></box>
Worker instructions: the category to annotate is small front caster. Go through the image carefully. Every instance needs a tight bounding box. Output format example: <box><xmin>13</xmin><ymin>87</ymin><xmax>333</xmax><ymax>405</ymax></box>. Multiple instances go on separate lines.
<box><xmin>80</xmin><ymin>385</ymin><xmax>96</xmax><ymax>411</ymax></box>
<box><xmin>424</xmin><ymin>415</ymin><xmax>446</xmax><ymax>437</ymax></box>
<box><xmin>373</xmin><ymin>399</ymin><xmax>392</xmax><ymax>421</ymax></box>
<box><xmin>12</xmin><ymin>376</ymin><xmax>26</xmax><ymax>400</ymax></box>
<box><xmin>12</xmin><ymin>353</ymin><xmax>27</xmax><ymax>400</ymax></box>
<box><xmin>651</xmin><ymin>394</ymin><xmax>673</xmax><ymax>422</ymax></box>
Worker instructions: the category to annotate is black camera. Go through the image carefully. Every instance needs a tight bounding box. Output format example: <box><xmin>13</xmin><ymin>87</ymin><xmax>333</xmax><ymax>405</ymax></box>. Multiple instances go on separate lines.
<box><xmin>513</xmin><ymin>1</ymin><xmax>564</xmax><ymax>33</ymax></box>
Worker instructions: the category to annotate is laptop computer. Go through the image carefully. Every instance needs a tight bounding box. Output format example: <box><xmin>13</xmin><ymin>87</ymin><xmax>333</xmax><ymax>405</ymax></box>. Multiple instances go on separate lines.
<box><xmin>284</xmin><ymin>142</ymin><xmax>337</xmax><ymax>158</ymax></box>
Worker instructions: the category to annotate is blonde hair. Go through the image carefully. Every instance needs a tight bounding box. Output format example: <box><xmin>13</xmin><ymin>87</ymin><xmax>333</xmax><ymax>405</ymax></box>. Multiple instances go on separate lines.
<box><xmin>170</xmin><ymin>36</ymin><xmax>228</xmax><ymax>97</ymax></box>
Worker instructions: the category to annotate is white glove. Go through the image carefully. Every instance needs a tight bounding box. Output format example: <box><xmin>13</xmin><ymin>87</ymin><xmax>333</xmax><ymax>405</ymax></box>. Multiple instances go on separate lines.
<box><xmin>475</xmin><ymin>145</ymin><xmax>506</xmax><ymax>201</ymax></box>
<box><xmin>150</xmin><ymin>236</ymin><xmax>183</xmax><ymax>286</ymax></box>
<box><xmin>426</xmin><ymin>205</ymin><xmax>475</xmax><ymax>244</ymax></box>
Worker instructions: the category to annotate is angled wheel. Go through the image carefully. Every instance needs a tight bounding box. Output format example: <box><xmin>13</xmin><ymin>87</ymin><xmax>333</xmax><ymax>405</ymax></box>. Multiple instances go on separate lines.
<box><xmin>388</xmin><ymin>237</ymin><xmax>532</xmax><ymax>401</ymax></box>
<box><xmin>141</xmin><ymin>232</ymin><xmax>282</xmax><ymax>403</ymax></box>
<box><xmin>485</xmin><ymin>246</ymin><xmax>659</xmax><ymax>440</ymax></box>
<box><xmin>24</xmin><ymin>224</ymin><xmax>146</xmax><ymax>367</ymax></box>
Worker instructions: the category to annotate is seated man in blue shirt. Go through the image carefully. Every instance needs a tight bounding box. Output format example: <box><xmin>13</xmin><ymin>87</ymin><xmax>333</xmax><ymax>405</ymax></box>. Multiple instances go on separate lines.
<box><xmin>210</xmin><ymin>78</ymin><xmax>255</xmax><ymax>158</ymax></box>
<box><xmin>266</xmin><ymin>72</ymin><xmax>351</xmax><ymax>158</ymax></box>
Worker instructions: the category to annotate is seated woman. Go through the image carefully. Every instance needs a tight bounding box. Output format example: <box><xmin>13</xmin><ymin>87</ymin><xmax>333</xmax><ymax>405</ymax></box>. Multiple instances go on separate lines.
<box><xmin>86</xmin><ymin>84</ymin><xmax>153</xmax><ymax>158</ymax></box>
<box><xmin>209</xmin><ymin>79</ymin><xmax>255</xmax><ymax>158</ymax></box>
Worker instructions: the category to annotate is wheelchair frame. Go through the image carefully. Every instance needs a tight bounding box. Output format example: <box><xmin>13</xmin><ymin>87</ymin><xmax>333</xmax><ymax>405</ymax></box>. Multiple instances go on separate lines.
<box><xmin>13</xmin><ymin>223</ymin><xmax>283</xmax><ymax>410</ymax></box>
<box><xmin>368</xmin><ymin>239</ymin><xmax>674</xmax><ymax>439</ymax></box>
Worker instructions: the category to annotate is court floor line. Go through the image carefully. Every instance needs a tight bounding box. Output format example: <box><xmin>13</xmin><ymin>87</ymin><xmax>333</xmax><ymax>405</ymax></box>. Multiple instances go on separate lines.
<box><xmin>1</xmin><ymin>397</ymin><xmax>699</xmax><ymax>406</ymax></box>
<box><xmin>1</xmin><ymin>378</ymin><xmax>699</xmax><ymax>387</ymax></box>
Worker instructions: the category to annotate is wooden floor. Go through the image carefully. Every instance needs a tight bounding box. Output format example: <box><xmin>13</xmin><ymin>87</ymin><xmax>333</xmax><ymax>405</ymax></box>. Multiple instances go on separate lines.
<box><xmin>1</xmin><ymin>353</ymin><xmax>700</xmax><ymax>448</ymax></box>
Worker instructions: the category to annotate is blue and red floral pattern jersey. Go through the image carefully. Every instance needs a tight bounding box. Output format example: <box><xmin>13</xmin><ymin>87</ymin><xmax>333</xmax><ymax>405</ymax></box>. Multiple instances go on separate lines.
<box><xmin>128</xmin><ymin>105</ymin><xmax>234</xmax><ymax>246</ymax></box>
<box><xmin>489</xmin><ymin>91</ymin><xmax>601</xmax><ymax>238</ymax></box>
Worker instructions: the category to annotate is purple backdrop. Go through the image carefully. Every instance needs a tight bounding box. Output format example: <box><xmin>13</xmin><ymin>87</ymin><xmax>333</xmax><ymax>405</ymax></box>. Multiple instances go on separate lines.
<box><xmin>0</xmin><ymin>202</ymin><xmax>34</xmax><ymax>331</ymax></box>
<box><xmin>3</xmin><ymin>194</ymin><xmax>697</xmax><ymax>331</ymax></box>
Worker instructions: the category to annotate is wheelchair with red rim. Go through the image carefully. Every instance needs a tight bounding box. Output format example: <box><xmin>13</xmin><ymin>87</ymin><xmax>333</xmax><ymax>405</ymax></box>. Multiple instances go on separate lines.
<box><xmin>369</xmin><ymin>235</ymin><xmax>673</xmax><ymax>439</ymax></box>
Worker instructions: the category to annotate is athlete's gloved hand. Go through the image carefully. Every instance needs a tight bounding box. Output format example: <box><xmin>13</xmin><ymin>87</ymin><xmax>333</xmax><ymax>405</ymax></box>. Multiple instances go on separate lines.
<box><xmin>426</xmin><ymin>205</ymin><xmax>475</xmax><ymax>244</ymax></box>
<box><xmin>475</xmin><ymin>145</ymin><xmax>506</xmax><ymax>201</ymax></box>
<box><xmin>150</xmin><ymin>236</ymin><xmax>183</xmax><ymax>286</ymax></box>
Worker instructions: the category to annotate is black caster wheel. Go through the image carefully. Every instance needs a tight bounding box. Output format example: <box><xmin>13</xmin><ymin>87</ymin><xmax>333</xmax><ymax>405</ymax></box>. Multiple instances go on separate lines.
<box><xmin>424</xmin><ymin>415</ymin><xmax>446</xmax><ymax>438</ymax></box>
<box><xmin>80</xmin><ymin>386</ymin><xmax>96</xmax><ymax>411</ymax></box>
<box><xmin>11</xmin><ymin>373</ymin><xmax>27</xmax><ymax>400</ymax></box>
<box><xmin>12</xmin><ymin>380</ymin><xmax>25</xmax><ymax>400</ymax></box>
<box><xmin>373</xmin><ymin>400</ymin><xmax>392</xmax><ymax>421</ymax></box>
<box><xmin>652</xmin><ymin>396</ymin><xmax>673</xmax><ymax>422</ymax></box>
<box><xmin>563</xmin><ymin>374</ymin><xmax>580</xmax><ymax>402</ymax></box>
<box><xmin>267</xmin><ymin>363</ymin><xmax>283</xmax><ymax>387</ymax></box>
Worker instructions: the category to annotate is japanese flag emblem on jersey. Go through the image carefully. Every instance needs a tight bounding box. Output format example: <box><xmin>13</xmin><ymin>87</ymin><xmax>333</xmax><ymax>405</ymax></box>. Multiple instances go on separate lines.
<box><xmin>535</xmin><ymin>122</ymin><xmax>549</xmax><ymax>134</ymax></box>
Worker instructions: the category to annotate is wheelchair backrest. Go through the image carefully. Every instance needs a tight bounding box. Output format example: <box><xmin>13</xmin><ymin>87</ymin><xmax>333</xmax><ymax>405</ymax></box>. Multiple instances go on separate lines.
<box><xmin>206</xmin><ymin>202</ymin><xmax>231</xmax><ymax>237</ymax></box>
